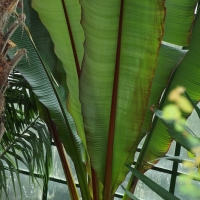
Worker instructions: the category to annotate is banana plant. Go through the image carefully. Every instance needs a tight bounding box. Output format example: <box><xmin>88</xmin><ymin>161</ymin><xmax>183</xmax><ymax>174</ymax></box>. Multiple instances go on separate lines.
<box><xmin>3</xmin><ymin>0</ymin><xmax>200</xmax><ymax>199</ymax></box>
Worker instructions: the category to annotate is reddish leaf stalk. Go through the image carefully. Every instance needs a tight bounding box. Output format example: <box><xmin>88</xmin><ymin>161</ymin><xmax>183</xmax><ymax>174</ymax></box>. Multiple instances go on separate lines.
<box><xmin>103</xmin><ymin>0</ymin><xmax>124</xmax><ymax>199</ymax></box>
<box><xmin>92</xmin><ymin>166</ymin><xmax>99</xmax><ymax>200</ymax></box>
<box><xmin>60</xmin><ymin>0</ymin><xmax>81</xmax><ymax>78</ymax></box>
<box><xmin>49</xmin><ymin>119</ymin><xmax>79</xmax><ymax>200</ymax></box>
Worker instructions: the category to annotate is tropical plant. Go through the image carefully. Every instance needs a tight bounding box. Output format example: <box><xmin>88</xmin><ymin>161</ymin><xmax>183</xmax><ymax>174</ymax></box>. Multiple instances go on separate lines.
<box><xmin>1</xmin><ymin>0</ymin><xmax>200</xmax><ymax>199</ymax></box>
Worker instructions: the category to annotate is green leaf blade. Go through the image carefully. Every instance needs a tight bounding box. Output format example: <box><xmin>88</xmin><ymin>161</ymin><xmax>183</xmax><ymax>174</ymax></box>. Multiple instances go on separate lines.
<box><xmin>136</xmin><ymin>8</ymin><xmax>200</xmax><ymax>175</ymax></box>
<box><xmin>10</xmin><ymin>14</ymin><xmax>91</xmax><ymax>199</ymax></box>
<box><xmin>32</xmin><ymin>0</ymin><xmax>87</xmax><ymax>148</ymax></box>
<box><xmin>163</xmin><ymin>0</ymin><xmax>198</xmax><ymax>46</ymax></box>
<box><xmin>142</xmin><ymin>44</ymin><xmax>188</xmax><ymax>134</ymax></box>
<box><xmin>79</xmin><ymin>0</ymin><xmax>165</xmax><ymax>195</ymax></box>
<box><xmin>121</xmin><ymin>185</ymin><xmax>140</xmax><ymax>200</ymax></box>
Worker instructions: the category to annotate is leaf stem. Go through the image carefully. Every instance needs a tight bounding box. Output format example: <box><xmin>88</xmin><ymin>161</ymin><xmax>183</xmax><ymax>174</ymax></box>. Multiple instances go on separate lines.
<box><xmin>47</xmin><ymin>114</ymin><xmax>79</xmax><ymax>200</ymax></box>
<box><xmin>92</xmin><ymin>166</ymin><xmax>99</xmax><ymax>200</ymax></box>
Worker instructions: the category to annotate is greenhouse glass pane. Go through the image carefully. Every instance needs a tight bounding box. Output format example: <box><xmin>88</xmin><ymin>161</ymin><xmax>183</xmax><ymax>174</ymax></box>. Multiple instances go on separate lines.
<box><xmin>47</xmin><ymin>181</ymin><xmax>71</xmax><ymax>200</ymax></box>
<box><xmin>47</xmin><ymin>182</ymin><xmax>81</xmax><ymax>200</ymax></box>
<box><xmin>134</xmin><ymin>170</ymin><xmax>171</xmax><ymax>200</ymax></box>
<box><xmin>178</xmin><ymin>147</ymin><xmax>194</xmax><ymax>174</ymax></box>
<box><xmin>138</xmin><ymin>136</ymin><xmax>146</xmax><ymax>149</ymax></box>
<box><xmin>1</xmin><ymin>172</ymin><xmax>43</xmax><ymax>200</ymax></box>
<box><xmin>50</xmin><ymin>146</ymin><xmax>78</xmax><ymax>183</ymax></box>
<box><xmin>175</xmin><ymin>176</ymin><xmax>200</xmax><ymax>200</ymax></box>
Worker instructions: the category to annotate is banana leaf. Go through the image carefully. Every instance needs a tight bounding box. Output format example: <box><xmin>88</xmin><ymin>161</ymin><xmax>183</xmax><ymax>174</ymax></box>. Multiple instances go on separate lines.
<box><xmin>137</xmin><ymin>3</ymin><xmax>200</xmax><ymax>174</ymax></box>
<box><xmin>31</xmin><ymin>0</ymin><xmax>166</xmax><ymax>197</ymax></box>
<box><xmin>10</xmin><ymin>16</ymin><xmax>91</xmax><ymax>200</ymax></box>
<box><xmin>80</xmin><ymin>0</ymin><xmax>166</xmax><ymax>197</ymax></box>
<box><xmin>14</xmin><ymin>0</ymin><xmax>200</xmax><ymax>199</ymax></box>
<box><xmin>163</xmin><ymin>0</ymin><xmax>198</xmax><ymax>46</ymax></box>
<box><xmin>32</xmin><ymin>0</ymin><xmax>87</xmax><ymax>150</ymax></box>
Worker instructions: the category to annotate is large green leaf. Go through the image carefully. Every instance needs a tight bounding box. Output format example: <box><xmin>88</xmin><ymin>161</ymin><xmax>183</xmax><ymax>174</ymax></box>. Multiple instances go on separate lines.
<box><xmin>163</xmin><ymin>0</ymin><xmax>198</xmax><ymax>46</ymax></box>
<box><xmin>23</xmin><ymin>0</ymin><xmax>67</xmax><ymax>88</ymax></box>
<box><xmin>79</xmin><ymin>0</ymin><xmax>165</xmax><ymax>196</ymax></box>
<box><xmin>10</xmin><ymin>18</ymin><xmax>91</xmax><ymax>200</ymax></box>
<box><xmin>141</xmin><ymin>44</ymin><xmax>187</xmax><ymax>134</ymax></box>
<box><xmin>37</xmin><ymin>102</ymin><xmax>79</xmax><ymax>200</ymax></box>
<box><xmin>31</xmin><ymin>0</ymin><xmax>87</xmax><ymax>149</ymax></box>
<box><xmin>185</xmin><ymin>92</ymin><xmax>200</xmax><ymax>119</ymax></box>
<box><xmin>30</xmin><ymin>0</ymin><xmax>166</xmax><ymax>197</ymax></box>
<box><xmin>137</xmin><ymin>5</ymin><xmax>200</xmax><ymax>174</ymax></box>
<box><xmin>19</xmin><ymin>1</ymin><xmax>200</xmax><ymax>199</ymax></box>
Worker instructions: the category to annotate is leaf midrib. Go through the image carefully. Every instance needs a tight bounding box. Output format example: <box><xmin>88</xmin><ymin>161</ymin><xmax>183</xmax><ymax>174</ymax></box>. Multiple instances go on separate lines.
<box><xmin>103</xmin><ymin>1</ymin><xmax>125</xmax><ymax>199</ymax></box>
<box><xmin>61</xmin><ymin>0</ymin><xmax>81</xmax><ymax>77</ymax></box>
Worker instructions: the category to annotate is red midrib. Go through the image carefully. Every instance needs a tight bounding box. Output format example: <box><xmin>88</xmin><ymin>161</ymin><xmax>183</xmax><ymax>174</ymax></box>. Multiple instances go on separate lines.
<box><xmin>103</xmin><ymin>0</ymin><xmax>125</xmax><ymax>199</ymax></box>
<box><xmin>61</xmin><ymin>0</ymin><xmax>81</xmax><ymax>78</ymax></box>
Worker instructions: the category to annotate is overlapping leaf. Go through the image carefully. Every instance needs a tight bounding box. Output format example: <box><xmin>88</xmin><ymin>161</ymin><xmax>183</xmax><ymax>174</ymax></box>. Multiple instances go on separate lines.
<box><xmin>141</xmin><ymin>44</ymin><xmax>188</xmax><ymax>134</ymax></box>
<box><xmin>32</xmin><ymin>0</ymin><xmax>86</xmax><ymax>149</ymax></box>
<box><xmin>79</xmin><ymin>0</ymin><xmax>165</xmax><ymax>195</ymax></box>
<box><xmin>16</xmin><ymin>0</ymin><xmax>200</xmax><ymax>199</ymax></box>
<box><xmin>9</xmin><ymin>15</ymin><xmax>91</xmax><ymax>200</ymax></box>
<box><xmin>163</xmin><ymin>0</ymin><xmax>198</xmax><ymax>46</ymax></box>
<box><xmin>137</xmin><ymin>5</ymin><xmax>200</xmax><ymax>173</ymax></box>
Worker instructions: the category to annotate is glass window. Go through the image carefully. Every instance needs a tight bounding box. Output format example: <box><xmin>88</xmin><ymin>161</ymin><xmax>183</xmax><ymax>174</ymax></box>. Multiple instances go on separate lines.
<box><xmin>47</xmin><ymin>181</ymin><xmax>70</xmax><ymax>200</ymax></box>
<box><xmin>175</xmin><ymin>176</ymin><xmax>200</xmax><ymax>200</ymax></box>
<box><xmin>134</xmin><ymin>170</ymin><xmax>171</xmax><ymax>200</ymax></box>
<box><xmin>1</xmin><ymin>172</ymin><xmax>43</xmax><ymax>200</ymax></box>
<box><xmin>50</xmin><ymin>146</ymin><xmax>78</xmax><ymax>183</ymax></box>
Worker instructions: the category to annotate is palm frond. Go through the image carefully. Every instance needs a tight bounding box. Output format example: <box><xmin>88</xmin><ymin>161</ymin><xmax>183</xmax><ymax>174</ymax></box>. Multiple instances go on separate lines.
<box><xmin>4</xmin><ymin>69</ymin><xmax>38</xmax><ymax>134</ymax></box>
<box><xmin>0</xmin><ymin>68</ymin><xmax>52</xmax><ymax>199</ymax></box>
<box><xmin>0</xmin><ymin>118</ymin><xmax>52</xmax><ymax>199</ymax></box>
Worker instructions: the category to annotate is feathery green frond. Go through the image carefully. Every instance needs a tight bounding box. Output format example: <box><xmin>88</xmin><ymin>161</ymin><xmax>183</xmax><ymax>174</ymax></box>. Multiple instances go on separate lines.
<box><xmin>0</xmin><ymin>118</ymin><xmax>52</xmax><ymax>198</ymax></box>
